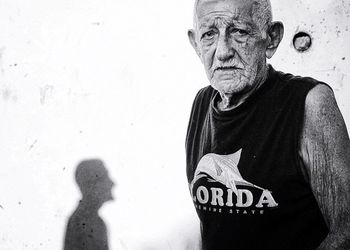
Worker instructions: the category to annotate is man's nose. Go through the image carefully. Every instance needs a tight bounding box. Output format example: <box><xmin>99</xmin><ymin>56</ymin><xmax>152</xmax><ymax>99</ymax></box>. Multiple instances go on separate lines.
<box><xmin>215</xmin><ymin>34</ymin><xmax>235</xmax><ymax>61</ymax></box>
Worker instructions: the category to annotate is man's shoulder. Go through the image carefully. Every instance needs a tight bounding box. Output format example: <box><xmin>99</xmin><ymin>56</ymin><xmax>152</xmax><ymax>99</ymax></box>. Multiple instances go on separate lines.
<box><xmin>274</xmin><ymin>68</ymin><xmax>329</xmax><ymax>90</ymax></box>
<box><xmin>194</xmin><ymin>85</ymin><xmax>216</xmax><ymax>101</ymax></box>
<box><xmin>191</xmin><ymin>85</ymin><xmax>216</xmax><ymax>110</ymax></box>
<box><xmin>268</xmin><ymin>68</ymin><xmax>334</xmax><ymax>105</ymax></box>
<box><xmin>187</xmin><ymin>85</ymin><xmax>216</xmax><ymax>128</ymax></box>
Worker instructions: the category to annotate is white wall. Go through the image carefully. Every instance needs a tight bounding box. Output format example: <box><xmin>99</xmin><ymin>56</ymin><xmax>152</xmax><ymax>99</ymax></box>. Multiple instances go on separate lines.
<box><xmin>0</xmin><ymin>0</ymin><xmax>349</xmax><ymax>249</ymax></box>
<box><xmin>269</xmin><ymin>0</ymin><xmax>350</xmax><ymax>126</ymax></box>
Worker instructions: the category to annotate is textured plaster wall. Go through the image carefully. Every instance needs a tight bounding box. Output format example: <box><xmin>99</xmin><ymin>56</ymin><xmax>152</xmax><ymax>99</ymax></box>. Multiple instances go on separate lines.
<box><xmin>269</xmin><ymin>0</ymin><xmax>350</xmax><ymax>127</ymax></box>
<box><xmin>0</xmin><ymin>0</ymin><xmax>349</xmax><ymax>249</ymax></box>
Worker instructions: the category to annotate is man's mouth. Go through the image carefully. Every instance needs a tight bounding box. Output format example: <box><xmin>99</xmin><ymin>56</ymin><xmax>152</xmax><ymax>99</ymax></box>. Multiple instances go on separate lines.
<box><xmin>215</xmin><ymin>66</ymin><xmax>240</xmax><ymax>72</ymax></box>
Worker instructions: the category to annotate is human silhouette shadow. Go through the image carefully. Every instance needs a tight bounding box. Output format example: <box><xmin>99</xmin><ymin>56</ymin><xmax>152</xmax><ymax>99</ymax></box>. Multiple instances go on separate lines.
<box><xmin>64</xmin><ymin>159</ymin><xmax>115</xmax><ymax>250</ymax></box>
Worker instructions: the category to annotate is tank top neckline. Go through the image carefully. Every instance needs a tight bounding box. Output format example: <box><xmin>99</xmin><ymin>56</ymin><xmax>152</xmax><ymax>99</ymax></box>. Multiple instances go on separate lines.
<box><xmin>211</xmin><ymin>64</ymin><xmax>278</xmax><ymax>120</ymax></box>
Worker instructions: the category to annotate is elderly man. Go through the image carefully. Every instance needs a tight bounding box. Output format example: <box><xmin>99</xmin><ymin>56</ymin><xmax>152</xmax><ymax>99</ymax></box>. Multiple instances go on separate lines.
<box><xmin>185</xmin><ymin>0</ymin><xmax>350</xmax><ymax>249</ymax></box>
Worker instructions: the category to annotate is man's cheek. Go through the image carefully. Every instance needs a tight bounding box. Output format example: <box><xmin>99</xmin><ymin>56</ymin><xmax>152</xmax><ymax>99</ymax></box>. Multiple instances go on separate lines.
<box><xmin>240</xmin><ymin>48</ymin><xmax>260</xmax><ymax>65</ymax></box>
<box><xmin>201</xmin><ymin>43</ymin><xmax>213</xmax><ymax>56</ymax></box>
<box><xmin>202</xmin><ymin>57</ymin><xmax>213</xmax><ymax>80</ymax></box>
<box><xmin>203</xmin><ymin>51</ymin><xmax>215</xmax><ymax>69</ymax></box>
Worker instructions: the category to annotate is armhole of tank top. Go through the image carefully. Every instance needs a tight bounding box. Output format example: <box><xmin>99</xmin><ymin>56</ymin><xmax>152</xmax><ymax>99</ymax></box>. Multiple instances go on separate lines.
<box><xmin>293</xmin><ymin>81</ymin><xmax>334</xmax><ymax>184</ymax></box>
<box><xmin>186</xmin><ymin>86</ymin><xmax>214</xmax><ymax>182</ymax></box>
<box><xmin>185</xmin><ymin>87</ymin><xmax>208</xmax><ymax>146</ymax></box>
<box><xmin>194</xmin><ymin>87</ymin><xmax>215</xmax><ymax>162</ymax></box>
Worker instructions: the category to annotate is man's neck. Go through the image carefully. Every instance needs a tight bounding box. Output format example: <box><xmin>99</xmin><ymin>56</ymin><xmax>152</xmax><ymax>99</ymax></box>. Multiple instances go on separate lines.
<box><xmin>217</xmin><ymin>65</ymin><xmax>269</xmax><ymax>111</ymax></box>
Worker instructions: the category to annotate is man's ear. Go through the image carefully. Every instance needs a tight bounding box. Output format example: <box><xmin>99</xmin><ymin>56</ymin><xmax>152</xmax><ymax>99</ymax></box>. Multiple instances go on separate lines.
<box><xmin>188</xmin><ymin>29</ymin><xmax>202</xmax><ymax>60</ymax></box>
<box><xmin>265</xmin><ymin>21</ymin><xmax>284</xmax><ymax>59</ymax></box>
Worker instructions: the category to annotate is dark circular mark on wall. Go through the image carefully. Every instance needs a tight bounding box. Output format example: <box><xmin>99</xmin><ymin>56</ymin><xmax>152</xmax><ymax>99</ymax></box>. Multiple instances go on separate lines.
<box><xmin>293</xmin><ymin>32</ymin><xmax>312</xmax><ymax>52</ymax></box>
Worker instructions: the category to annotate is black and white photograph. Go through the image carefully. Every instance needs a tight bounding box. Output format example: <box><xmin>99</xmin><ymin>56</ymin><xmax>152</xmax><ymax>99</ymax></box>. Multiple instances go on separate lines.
<box><xmin>0</xmin><ymin>0</ymin><xmax>349</xmax><ymax>249</ymax></box>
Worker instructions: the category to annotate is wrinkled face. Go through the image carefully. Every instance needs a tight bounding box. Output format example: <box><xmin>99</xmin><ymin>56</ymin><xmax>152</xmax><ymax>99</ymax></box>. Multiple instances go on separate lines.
<box><xmin>195</xmin><ymin>0</ymin><xmax>269</xmax><ymax>94</ymax></box>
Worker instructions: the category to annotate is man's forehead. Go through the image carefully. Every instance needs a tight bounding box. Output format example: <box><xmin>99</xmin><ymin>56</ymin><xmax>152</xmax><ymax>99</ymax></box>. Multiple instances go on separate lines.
<box><xmin>195</xmin><ymin>0</ymin><xmax>256</xmax><ymax>23</ymax></box>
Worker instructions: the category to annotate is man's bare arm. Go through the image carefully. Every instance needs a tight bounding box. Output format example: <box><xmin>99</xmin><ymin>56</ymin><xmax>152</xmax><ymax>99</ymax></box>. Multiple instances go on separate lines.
<box><xmin>300</xmin><ymin>84</ymin><xmax>350</xmax><ymax>249</ymax></box>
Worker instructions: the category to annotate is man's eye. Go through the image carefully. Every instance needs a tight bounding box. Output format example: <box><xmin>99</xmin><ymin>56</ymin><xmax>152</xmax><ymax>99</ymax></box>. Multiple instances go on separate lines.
<box><xmin>201</xmin><ymin>31</ymin><xmax>216</xmax><ymax>40</ymax></box>
<box><xmin>230</xmin><ymin>28</ymin><xmax>249</xmax><ymax>36</ymax></box>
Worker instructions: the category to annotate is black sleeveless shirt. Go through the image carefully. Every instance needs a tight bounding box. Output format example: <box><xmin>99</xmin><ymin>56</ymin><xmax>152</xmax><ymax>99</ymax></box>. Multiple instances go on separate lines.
<box><xmin>186</xmin><ymin>66</ymin><xmax>329</xmax><ymax>250</ymax></box>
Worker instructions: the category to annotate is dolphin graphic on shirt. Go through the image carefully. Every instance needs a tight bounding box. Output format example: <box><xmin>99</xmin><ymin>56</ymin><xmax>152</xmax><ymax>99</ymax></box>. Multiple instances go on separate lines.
<box><xmin>190</xmin><ymin>149</ymin><xmax>264</xmax><ymax>196</ymax></box>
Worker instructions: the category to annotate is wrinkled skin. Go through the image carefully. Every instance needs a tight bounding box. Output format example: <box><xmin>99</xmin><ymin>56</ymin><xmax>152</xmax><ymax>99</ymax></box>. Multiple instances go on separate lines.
<box><xmin>189</xmin><ymin>0</ymin><xmax>282</xmax><ymax>109</ymax></box>
<box><xmin>188</xmin><ymin>1</ymin><xmax>350</xmax><ymax>249</ymax></box>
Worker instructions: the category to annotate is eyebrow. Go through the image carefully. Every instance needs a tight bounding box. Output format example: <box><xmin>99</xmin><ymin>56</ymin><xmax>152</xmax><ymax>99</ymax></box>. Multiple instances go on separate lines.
<box><xmin>199</xmin><ymin>17</ymin><xmax>255</xmax><ymax>30</ymax></box>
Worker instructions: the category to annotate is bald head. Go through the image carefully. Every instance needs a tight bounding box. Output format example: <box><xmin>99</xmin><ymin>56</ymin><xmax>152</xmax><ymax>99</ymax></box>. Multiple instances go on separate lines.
<box><xmin>193</xmin><ymin>0</ymin><xmax>272</xmax><ymax>31</ymax></box>
<box><xmin>251</xmin><ymin>0</ymin><xmax>273</xmax><ymax>29</ymax></box>
<box><xmin>188</xmin><ymin>0</ymin><xmax>284</xmax><ymax>99</ymax></box>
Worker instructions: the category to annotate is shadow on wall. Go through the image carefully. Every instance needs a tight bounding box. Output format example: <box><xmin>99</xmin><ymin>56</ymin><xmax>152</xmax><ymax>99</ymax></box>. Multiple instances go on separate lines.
<box><xmin>64</xmin><ymin>159</ymin><xmax>115</xmax><ymax>250</ymax></box>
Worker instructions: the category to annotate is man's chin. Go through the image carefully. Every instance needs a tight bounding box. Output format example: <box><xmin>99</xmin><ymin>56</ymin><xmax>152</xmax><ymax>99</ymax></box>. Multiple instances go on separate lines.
<box><xmin>211</xmin><ymin>80</ymin><xmax>246</xmax><ymax>95</ymax></box>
